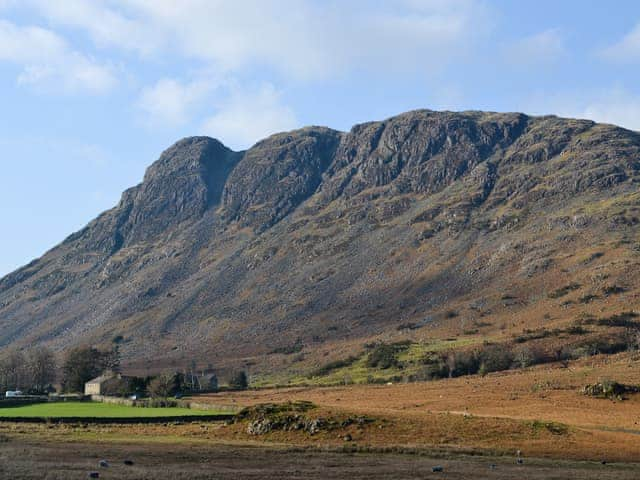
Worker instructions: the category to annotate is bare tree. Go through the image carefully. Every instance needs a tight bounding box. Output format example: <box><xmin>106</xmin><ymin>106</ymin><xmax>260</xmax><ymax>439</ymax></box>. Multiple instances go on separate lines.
<box><xmin>0</xmin><ymin>350</ymin><xmax>27</xmax><ymax>392</ymax></box>
<box><xmin>27</xmin><ymin>348</ymin><xmax>56</xmax><ymax>393</ymax></box>
<box><xmin>148</xmin><ymin>373</ymin><xmax>175</xmax><ymax>398</ymax></box>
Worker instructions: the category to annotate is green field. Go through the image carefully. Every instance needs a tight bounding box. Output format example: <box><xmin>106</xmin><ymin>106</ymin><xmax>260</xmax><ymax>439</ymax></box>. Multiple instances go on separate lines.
<box><xmin>0</xmin><ymin>401</ymin><xmax>221</xmax><ymax>419</ymax></box>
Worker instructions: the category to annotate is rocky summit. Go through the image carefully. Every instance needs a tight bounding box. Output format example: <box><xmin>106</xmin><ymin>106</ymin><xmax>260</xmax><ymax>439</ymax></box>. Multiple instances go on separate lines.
<box><xmin>1</xmin><ymin>110</ymin><xmax>640</xmax><ymax>375</ymax></box>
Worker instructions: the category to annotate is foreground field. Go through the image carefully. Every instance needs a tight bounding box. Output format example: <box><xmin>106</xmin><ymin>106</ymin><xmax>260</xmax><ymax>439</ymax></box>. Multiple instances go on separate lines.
<box><xmin>1</xmin><ymin>438</ymin><xmax>639</xmax><ymax>480</ymax></box>
<box><xmin>2</xmin><ymin>353</ymin><xmax>640</xmax><ymax>478</ymax></box>
<box><xmin>0</xmin><ymin>401</ymin><xmax>216</xmax><ymax>418</ymax></box>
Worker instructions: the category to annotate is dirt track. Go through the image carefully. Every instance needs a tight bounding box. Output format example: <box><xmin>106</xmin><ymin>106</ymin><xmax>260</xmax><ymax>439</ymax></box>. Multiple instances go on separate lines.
<box><xmin>1</xmin><ymin>439</ymin><xmax>639</xmax><ymax>480</ymax></box>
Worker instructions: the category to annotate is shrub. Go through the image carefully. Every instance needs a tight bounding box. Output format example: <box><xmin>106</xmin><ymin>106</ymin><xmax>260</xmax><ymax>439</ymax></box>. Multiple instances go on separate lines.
<box><xmin>548</xmin><ymin>283</ymin><xmax>581</xmax><ymax>299</ymax></box>
<box><xmin>565</xmin><ymin>324</ymin><xmax>589</xmax><ymax>335</ymax></box>
<box><xmin>595</xmin><ymin>311</ymin><xmax>639</xmax><ymax>328</ymax></box>
<box><xmin>366</xmin><ymin>344</ymin><xmax>399</xmax><ymax>369</ymax></box>
<box><xmin>602</xmin><ymin>285</ymin><xmax>625</xmax><ymax>295</ymax></box>
<box><xmin>513</xmin><ymin>345</ymin><xmax>536</xmax><ymax>368</ymax></box>
<box><xmin>270</xmin><ymin>343</ymin><xmax>304</xmax><ymax>355</ymax></box>
<box><xmin>582</xmin><ymin>379</ymin><xmax>640</xmax><ymax>399</ymax></box>
<box><xmin>578</xmin><ymin>294</ymin><xmax>598</xmax><ymax>304</ymax></box>
<box><xmin>562</xmin><ymin>333</ymin><xmax>631</xmax><ymax>359</ymax></box>
<box><xmin>148</xmin><ymin>373</ymin><xmax>177</xmax><ymax>398</ymax></box>
<box><xmin>514</xmin><ymin>328</ymin><xmax>552</xmax><ymax>343</ymax></box>
<box><xmin>445</xmin><ymin>350</ymin><xmax>480</xmax><ymax>377</ymax></box>
<box><xmin>142</xmin><ymin>398</ymin><xmax>178</xmax><ymax>408</ymax></box>
<box><xmin>477</xmin><ymin>344</ymin><xmax>514</xmax><ymax>375</ymax></box>
<box><xmin>229</xmin><ymin>371</ymin><xmax>249</xmax><ymax>390</ymax></box>
<box><xmin>396</xmin><ymin>322</ymin><xmax>421</xmax><ymax>331</ymax></box>
<box><xmin>418</xmin><ymin>355</ymin><xmax>448</xmax><ymax>380</ymax></box>
<box><xmin>366</xmin><ymin>342</ymin><xmax>410</xmax><ymax>370</ymax></box>
<box><xmin>311</xmin><ymin>355</ymin><xmax>359</xmax><ymax>377</ymax></box>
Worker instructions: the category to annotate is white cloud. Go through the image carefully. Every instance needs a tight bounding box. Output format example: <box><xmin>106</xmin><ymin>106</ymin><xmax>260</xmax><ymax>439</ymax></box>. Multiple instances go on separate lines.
<box><xmin>599</xmin><ymin>22</ymin><xmax>640</xmax><ymax>63</ymax></box>
<box><xmin>0</xmin><ymin>19</ymin><xmax>116</xmax><ymax>93</ymax></box>
<box><xmin>20</xmin><ymin>0</ymin><xmax>490</xmax><ymax>79</ymax></box>
<box><xmin>24</xmin><ymin>0</ymin><xmax>160</xmax><ymax>55</ymax></box>
<box><xmin>200</xmin><ymin>84</ymin><xmax>297</xmax><ymax>149</ymax></box>
<box><xmin>504</xmin><ymin>29</ymin><xmax>566</xmax><ymax>67</ymax></box>
<box><xmin>137</xmin><ymin>78</ymin><xmax>214</xmax><ymax>127</ymax></box>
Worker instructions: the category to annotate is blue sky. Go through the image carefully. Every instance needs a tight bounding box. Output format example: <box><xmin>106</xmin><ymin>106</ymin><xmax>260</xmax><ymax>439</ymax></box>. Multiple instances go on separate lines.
<box><xmin>1</xmin><ymin>0</ymin><xmax>640</xmax><ymax>277</ymax></box>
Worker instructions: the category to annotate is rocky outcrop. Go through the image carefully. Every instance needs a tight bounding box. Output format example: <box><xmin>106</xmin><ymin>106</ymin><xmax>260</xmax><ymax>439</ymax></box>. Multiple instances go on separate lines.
<box><xmin>318</xmin><ymin>110</ymin><xmax>528</xmax><ymax>202</ymax></box>
<box><xmin>221</xmin><ymin>127</ymin><xmax>342</xmax><ymax>231</ymax></box>
<box><xmin>76</xmin><ymin>136</ymin><xmax>241</xmax><ymax>253</ymax></box>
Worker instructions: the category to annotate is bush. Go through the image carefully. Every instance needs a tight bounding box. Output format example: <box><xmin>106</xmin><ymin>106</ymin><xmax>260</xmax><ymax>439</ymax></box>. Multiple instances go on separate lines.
<box><xmin>366</xmin><ymin>344</ymin><xmax>398</xmax><ymax>369</ymax></box>
<box><xmin>578</xmin><ymin>294</ymin><xmax>598</xmax><ymax>304</ymax></box>
<box><xmin>565</xmin><ymin>324</ymin><xmax>589</xmax><ymax>335</ymax></box>
<box><xmin>561</xmin><ymin>333</ymin><xmax>632</xmax><ymax>359</ymax></box>
<box><xmin>148</xmin><ymin>373</ymin><xmax>177</xmax><ymax>398</ymax></box>
<box><xmin>594</xmin><ymin>311</ymin><xmax>639</xmax><ymax>328</ymax></box>
<box><xmin>141</xmin><ymin>398</ymin><xmax>179</xmax><ymax>408</ymax></box>
<box><xmin>548</xmin><ymin>283</ymin><xmax>581</xmax><ymax>299</ymax></box>
<box><xmin>396</xmin><ymin>322</ymin><xmax>421</xmax><ymax>331</ymax></box>
<box><xmin>366</xmin><ymin>342</ymin><xmax>410</xmax><ymax>370</ymax></box>
<box><xmin>229</xmin><ymin>371</ymin><xmax>249</xmax><ymax>390</ymax></box>
<box><xmin>419</xmin><ymin>356</ymin><xmax>449</xmax><ymax>380</ymax></box>
<box><xmin>445</xmin><ymin>350</ymin><xmax>480</xmax><ymax>377</ymax></box>
<box><xmin>513</xmin><ymin>345</ymin><xmax>544</xmax><ymax>368</ymax></box>
<box><xmin>270</xmin><ymin>343</ymin><xmax>304</xmax><ymax>355</ymax></box>
<box><xmin>514</xmin><ymin>328</ymin><xmax>552</xmax><ymax>343</ymax></box>
<box><xmin>477</xmin><ymin>344</ymin><xmax>514</xmax><ymax>375</ymax></box>
<box><xmin>602</xmin><ymin>285</ymin><xmax>625</xmax><ymax>295</ymax></box>
<box><xmin>582</xmin><ymin>379</ymin><xmax>640</xmax><ymax>399</ymax></box>
<box><xmin>311</xmin><ymin>355</ymin><xmax>359</xmax><ymax>377</ymax></box>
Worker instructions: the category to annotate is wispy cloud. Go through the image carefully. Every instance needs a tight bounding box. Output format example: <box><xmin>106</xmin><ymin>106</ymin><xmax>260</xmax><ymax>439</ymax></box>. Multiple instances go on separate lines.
<box><xmin>137</xmin><ymin>77</ymin><xmax>215</xmax><ymax>127</ymax></box>
<box><xmin>0</xmin><ymin>19</ymin><xmax>117</xmax><ymax>93</ymax></box>
<box><xmin>200</xmin><ymin>83</ymin><xmax>297</xmax><ymax>149</ymax></box>
<box><xmin>524</xmin><ymin>86</ymin><xmax>640</xmax><ymax>132</ymax></box>
<box><xmin>599</xmin><ymin>21</ymin><xmax>640</xmax><ymax>63</ymax></box>
<box><xmin>19</xmin><ymin>0</ymin><xmax>491</xmax><ymax>78</ymax></box>
<box><xmin>0</xmin><ymin>0</ymin><xmax>493</xmax><ymax>140</ymax></box>
<box><xmin>504</xmin><ymin>29</ymin><xmax>566</xmax><ymax>68</ymax></box>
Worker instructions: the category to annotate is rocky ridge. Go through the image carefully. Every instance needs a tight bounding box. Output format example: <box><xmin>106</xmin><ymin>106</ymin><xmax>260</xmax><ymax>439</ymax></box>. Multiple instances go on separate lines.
<box><xmin>1</xmin><ymin>109</ymin><xmax>640</xmax><ymax>376</ymax></box>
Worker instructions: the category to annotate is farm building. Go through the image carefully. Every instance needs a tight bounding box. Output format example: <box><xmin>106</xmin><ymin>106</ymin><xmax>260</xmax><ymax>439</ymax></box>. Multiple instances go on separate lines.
<box><xmin>84</xmin><ymin>372</ymin><xmax>132</xmax><ymax>396</ymax></box>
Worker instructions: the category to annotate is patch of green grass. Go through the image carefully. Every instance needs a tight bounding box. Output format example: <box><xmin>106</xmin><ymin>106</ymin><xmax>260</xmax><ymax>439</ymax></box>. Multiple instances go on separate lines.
<box><xmin>253</xmin><ymin>337</ymin><xmax>489</xmax><ymax>388</ymax></box>
<box><xmin>0</xmin><ymin>402</ymin><xmax>217</xmax><ymax>419</ymax></box>
<box><xmin>529</xmin><ymin>420</ymin><xmax>569</xmax><ymax>436</ymax></box>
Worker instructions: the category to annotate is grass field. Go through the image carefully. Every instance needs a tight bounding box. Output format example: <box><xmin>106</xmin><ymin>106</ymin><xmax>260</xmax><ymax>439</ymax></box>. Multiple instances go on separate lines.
<box><xmin>0</xmin><ymin>401</ymin><xmax>217</xmax><ymax>418</ymax></box>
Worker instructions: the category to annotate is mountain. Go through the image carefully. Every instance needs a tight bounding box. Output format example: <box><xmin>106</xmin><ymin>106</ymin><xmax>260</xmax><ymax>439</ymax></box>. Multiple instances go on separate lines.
<box><xmin>1</xmin><ymin>110</ymin><xmax>640</xmax><ymax>377</ymax></box>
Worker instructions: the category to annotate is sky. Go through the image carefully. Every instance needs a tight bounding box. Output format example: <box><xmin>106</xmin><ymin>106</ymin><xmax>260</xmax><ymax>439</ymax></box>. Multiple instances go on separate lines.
<box><xmin>1</xmin><ymin>0</ymin><xmax>640</xmax><ymax>277</ymax></box>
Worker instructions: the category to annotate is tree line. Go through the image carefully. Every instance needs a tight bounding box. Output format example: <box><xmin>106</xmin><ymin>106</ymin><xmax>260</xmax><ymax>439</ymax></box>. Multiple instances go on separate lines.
<box><xmin>1</xmin><ymin>345</ymin><xmax>248</xmax><ymax>397</ymax></box>
<box><xmin>0</xmin><ymin>348</ymin><xmax>56</xmax><ymax>394</ymax></box>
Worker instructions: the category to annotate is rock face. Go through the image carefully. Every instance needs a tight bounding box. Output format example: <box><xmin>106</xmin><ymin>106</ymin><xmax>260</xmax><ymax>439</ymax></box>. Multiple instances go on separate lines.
<box><xmin>1</xmin><ymin>109</ymin><xmax>640</xmax><ymax>374</ymax></box>
<box><xmin>222</xmin><ymin>127</ymin><xmax>342</xmax><ymax>230</ymax></box>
